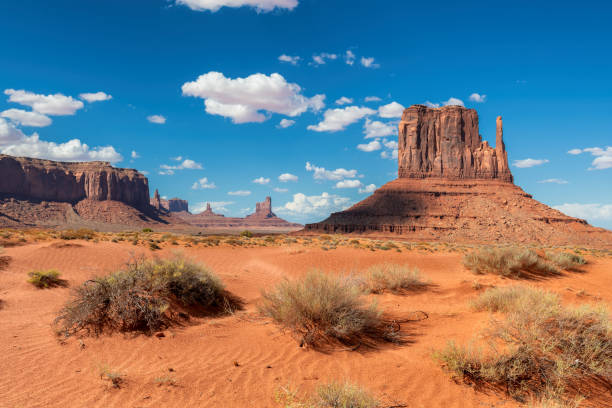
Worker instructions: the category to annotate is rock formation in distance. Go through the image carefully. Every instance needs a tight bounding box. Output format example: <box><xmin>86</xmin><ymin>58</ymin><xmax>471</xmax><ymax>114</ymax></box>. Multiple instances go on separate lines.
<box><xmin>304</xmin><ymin>105</ymin><xmax>612</xmax><ymax>247</ymax></box>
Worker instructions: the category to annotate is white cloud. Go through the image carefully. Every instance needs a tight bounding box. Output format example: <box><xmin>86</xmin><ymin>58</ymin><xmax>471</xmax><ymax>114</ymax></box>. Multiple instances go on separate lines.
<box><xmin>278</xmin><ymin>173</ymin><xmax>298</xmax><ymax>182</ymax></box>
<box><xmin>276</xmin><ymin>192</ymin><xmax>352</xmax><ymax>218</ymax></box>
<box><xmin>278</xmin><ymin>118</ymin><xmax>295</xmax><ymax>128</ymax></box>
<box><xmin>176</xmin><ymin>0</ymin><xmax>298</xmax><ymax>12</ymax></box>
<box><xmin>582</xmin><ymin>147</ymin><xmax>612</xmax><ymax>170</ymax></box>
<box><xmin>364</xmin><ymin>96</ymin><xmax>382</xmax><ymax>102</ymax></box>
<box><xmin>1</xmin><ymin>109</ymin><xmax>51</xmax><ymax>127</ymax></box>
<box><xmin>253</xmin><ymin>176</ymin><xmax>270</xmax><ymax>185</ymax></box>
<box><xmin>335</xmin><ymin>96</ymin><xmax>353</xmax><ymax>105</ymax></box>
<box><xmin>147</xmin><ymin>115</ymin><xmax>166</xmax><ymax>124</ymax></box>
<box><xmin>274</xmin><ymin>187</ymin><xmax>288</xmax><ymax>193</ymax></box>
<box><xmin>79</xmin><ymin>92</ymin><xmax>112</xmax><ymax>103</ymax></box>
<box><xmin>568</xmin><ymin>149</ymin><xmax>582</xmax><ymax>155</ymax></box>
<box><xmin>182</xmin><ymin>72</ymin><xmax>325</xmax><ymax>124</ymax></box>
<box><xmin>172</xmin><ymin>156</ymin><xmax>183</xmax><ymax>161</ymax></box>
<box><xmin>513</xmin><ymin>158</ymin><xmax>549</xmax><ymax>168</ymax></box>
<box><xmin>345</xmin><ymin>50</ymin><xmax>356</xmax><ymax>66</ymax></box>
<box><xmin>335</xmin><ymin>179</ymin><xmax>362</xmax><ymax>189</ymax></box>
<box><xmin>381</xmin><ymin>145</ymin><xmax>398</xmax><ymax>160</ymax></box>
<box><xmin>305</xmin><ymin>161</ymin><xmax>359</xmax><ymax>180</ymax></box>
<box><xmin>442</xmin><ymin>97</ymin><xmax>465</xmax><ymax>107</ymax></box>
<box><xmin>192</xmin><ymin>177</ymin><xmax>217</xmax><ymax>189</ymax></box>
<box><xmin>358</xmin><ymin>184</ymin><xmax>376</xmax><ymax>194</ymax></box>
<box><xmin>278</xmin><ymin>54</ymin><xmax>300</xmax><ymax>65</ymax></box>
<box><xmin>0</xmin><ymin>118</ymin><xmax>121</xmax><ymax>162</ymax></box>
<box><xmin>228</xmin><ymin>190</ymin><xmax>251</xmax><ymax>196</ymax></box>
<box><xmin>357</xmin><ymin>139</ymin><xmax>382</xmax><ymax>152</ymax></box>
<box><xmin>131</xmin><ymin>150</ymin><xmax>140</xmax><ymax>159</ymax></box>
<box><xmin>553</xmin><ymin>203</ymin><xmax>612</xmax><ymax>221</ymax></box>
<box><xmin>424</xmin><ymin>101</ymin><xmax>440</xmax><ymax>108</ymax></box>
<box><xmin>383</xmin><ymin>139</ymin><xmax>398</xmax><ymax>150</ymax></box>
<box><xmin>360</xmin><ymin>57</ymin><xmax>379</xmax><ymax>68</ymax></box>
<box><xmin>193</xmin><ymin>201</ymin><xmax>234</xmax><ymax>214</ymax></box>
<box><xmin>364</xmin><ymin>119</ymin><xmax>396</xmax><ymax>139</ymax></box>
<box><xmin>159</xmin><ymin>158</ymin><xmax>203</xmax><ymax>175</ymax></box>
<box><xmin>538</xmin><ymin>178</ymin><xmax>568</xmax><ymax>184</ymax></box>
<box><xmin>4</xmin><ymin>89</ymin><xmax>83</xmax><ymax>116</ymax></box>
<box><xmin>308</xmin><ymin>106</ymin><xmax>376</xmax><ymax>132</ymax></box>
<box><xmin>469</xmin><ymin>93</ymin><xmax>486</xmax><ymax>103</ymax></box>
<box><xmin>311</xmin><ymin>53</ymin><xmax>337</xmax><ymax>66</ymax></box>
<box><xmin>378</xmin><ymin>101</ymin><xmax>404</xmax><ymax>118</ymax></box>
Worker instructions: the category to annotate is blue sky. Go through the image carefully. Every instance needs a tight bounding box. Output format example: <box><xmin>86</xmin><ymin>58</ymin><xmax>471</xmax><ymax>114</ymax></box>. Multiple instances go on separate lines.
<box><xmin>0</xmin><ymin>0</ymin><xmax>611</xmax><ymax>227</ymax></box>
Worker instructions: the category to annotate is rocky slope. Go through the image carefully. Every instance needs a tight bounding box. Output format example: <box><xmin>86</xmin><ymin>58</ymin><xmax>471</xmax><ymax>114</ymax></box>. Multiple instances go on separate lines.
<box><xmin>304</xmin><ymin>105</ymin><xmax>612</xmax><ymax>247</ymax></box>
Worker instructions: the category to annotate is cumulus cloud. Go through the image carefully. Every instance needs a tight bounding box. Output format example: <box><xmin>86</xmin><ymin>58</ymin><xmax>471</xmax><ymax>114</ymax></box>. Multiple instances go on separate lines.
<box><xmin>358</xmin><ymin>184</ymin><xmax>376</xmax><ymax>194</ymax></box>
<box><xmin>345</xmin><ymin>50</ymin><xmax>356</xmax><ymax>66</ymax></box>
<box><xmin>443</xmin><ymin>97</ymin><xmax>465</xmax><ymax>107</ymax></box>
<box><xmin>335</xmin><ymin>179</ymin><xmax>362</xmax><ymax>189</ymax></box>
<box><xmin>4</xmin><ymin>89</ymin><xmax>83</xmax><ymax>116</ymax></box>
<box><xmin>378</xmin><ymin>101</ymin><xmax>404</xmax><ymax>118</ymax></box>
<box><xmin>176</xmin><ymin>0</ymin><xmax>298</xmax><ymax>12</ymax></box>
<box><xmin>159</xmin><ymin>158</ymin><xmax>203</xmax><ymax>175</ymax></box>
<box><xmin>182</xmin><ymin>72</ymin><xmax>325</xmax><ymax>124</ymax></box>
<box><xmin>308</xmin><ymin>106</ymin><xmax>376</xmax><ymax>132</ymax></box>
<box><xmin>278</xmin><ymin>118</ymin><xmax>295</xmax><ymax>128</ymax></box>
<box><xmin>311</xmin><ymin>53</ymin><xmax>337</xmax><ymax>66</ymax></box>
<box><xmin>357</xmin><ymin>140</ymin><xmax>382</xmax><ymax>152</ymax></box>
<box><xmin>538</xmin><ymin>178</ymin><xmax>568</xmax><ymax>184</ymax></box>
<box><xmin>513</xmin><ymin>158</ymin><xmax>549</xmax><ymax>168</ymax></box>
<box><xmin>335</xmin><ymin>96</ymin><xmax>353</xmax><ymax>105</ymax></box>
<box><xmin>275</xmin><ymin>192</ymin><xmax>352</xmax><ymax>220</ymax></box>
<box><xmin>0</xmin><ymin>118</ymin><xmax>122</xmax><ymax>163</ymax></box>
<box><xmin>469</xmin><ymin>93</ymin><xmax>486</xmax><ymax>103</ymax></box>
<box><xmin>381</xmin><ymin>140</ymin><xmax>399</xmax><ymax>160</ymax></box>
<box><xmin>147</xmin><ymin>115</ymin><xmax>166</xmax><ymax>124</ymax></box>
<box><xmin>253</xmin><ymin>176</ymin><xmax>270</xmax><ymax>185</ymax></box>
<box><xmin>278</xmin><ymin>54</ymin><xmax>300</xmax><ymax>65</ymax></box>
<box><xmin>79</xmin><ymin>92</ymin><xmax>112</xmax><ymax>103</ymax></box>
<box><xmin>305</xmin><ymin>161</ymin><xmax>359</xmax><ymax>180</ymax></box>
<box><xmin>191</xmin><ymin>177</ymin><xmax>217</xmax><ymax>189</ymax></box>
<box><xmin>228</xmin><ymin>190</ymin><xmax>251</xmax><ymax>196</ymax></box>
<box><xmin>131</xmin><ymin>150</ymin><xmax>140</xmax><ymax>159</ymax></box>
<box><xmin>424</xmin><ymin>101</ymin><xmax>440</xmax><ymax>108</ymax></box>
<box><xmin>553</xmin><ymin>203</ymin><xmax>612</xmax><ymax>222</ymax></box>
<box><xmin>274</xmin><ymin>187</ymin><xmax>288</xmax><ymax>193</ymax></box>
<box><xmin>363</xmin><ymin>119</ymin><xmax>396</xmax><ymax>139</ymax></box>
<box><xmin>1</xmin><ymin>109</ymin><xmax>51</xmax><ymax>127</ymax></box>
<box><xmin>364</xmin><ymin>96</ymin><xmax>382</xmax><ymax>102</ymax></box>
<box><xmin>360</xmin><ymin>57</ymin><xmax>379</xmax><ymax>68</ymax></box>
<box><xmin>278</xmin><ymin>173</ymin><xmax>298</xmax><ymax>182</ymax></box>
<box><xmin>569</xmin><ymin>147</ymin><xmax>612</xmax><ymax>170</ymax></box>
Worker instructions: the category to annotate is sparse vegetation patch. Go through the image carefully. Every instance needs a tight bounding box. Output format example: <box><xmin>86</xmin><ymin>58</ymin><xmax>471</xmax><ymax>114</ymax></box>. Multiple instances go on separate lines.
<box><xmin>361</xmin><ymin>264</ymin><xmax>428</xmax><ymax>294</ymax></box>
<box><xmin>28</xmin><ymin>269</ymin><xmax>66</xmax><ymax>288</ymax></box>
<box><xmin>276</xmin><ymin>381</ymin><xmax>380</xmax><ymax>408</ymax></box>
<box><xmin>463</xmin><ymin>247</ymin><xmax>559</xmax><ymax>278</ymax></box>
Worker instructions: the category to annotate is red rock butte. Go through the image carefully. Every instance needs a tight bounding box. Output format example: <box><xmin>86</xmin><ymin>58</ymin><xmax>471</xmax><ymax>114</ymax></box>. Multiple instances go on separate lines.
<box><xmin>304</xmin><ymin>105</ymin><xmax>612</xmax><ymax>247</ymax></box>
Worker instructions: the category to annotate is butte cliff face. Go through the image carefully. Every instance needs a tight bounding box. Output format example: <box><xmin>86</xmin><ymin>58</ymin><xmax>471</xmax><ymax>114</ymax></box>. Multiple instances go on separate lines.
<box><xmin>0</xmin><ymin>154</ymin><xmax>150</xmax><ymax>209</ymax></box>
<box><xmin>304</xmin><ymin>105</ymin><xmax>612</xmax><ymax>247</ymax></box>
<box><xmin>398</xmin><ymin>105</ymin><xmax>512</xmax><ymax>181</ymax></box>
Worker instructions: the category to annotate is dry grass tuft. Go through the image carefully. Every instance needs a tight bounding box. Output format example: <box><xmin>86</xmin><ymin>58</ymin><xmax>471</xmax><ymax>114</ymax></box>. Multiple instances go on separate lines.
<box><xmin>55</xmin><ymin>255</ymin><xmax>239</xmax><ymax>337</ymax></box>
<box><xmin>98</xmin><ymin>364</ymin><xmax>124</xmax><ymax>388</ymax></box>
<box><xmin>259</xmin><ymin>271</ymin><xmax>399</xmax><ymax>348</ymax></box>
<box><xmin>546</xmin><ymin>251</ymin><xmax>587</xmax><ymax>270</ymax></box>
<box><xmin>463</xmin><ymin>247</ymin><xmax>559</xmax><ymax>278</ymax></box>
<box><xmin>436</xmin><ymin>286</ymin><xmax>612</xmax><ymax>404</ymax></box>
<box><xmin>275</xmin><ymin>381</ymin><xmax>379</xmax><ymax>408</ymax></box>
<box><xmin>360</xmin><ymin>264</ymin><xmax>428</xmax><ymax>294</ymax></box>
<box><xmin>27</xmin><ymin>269</ymin><xmax>66</xmax><ymax>288</ymax></box>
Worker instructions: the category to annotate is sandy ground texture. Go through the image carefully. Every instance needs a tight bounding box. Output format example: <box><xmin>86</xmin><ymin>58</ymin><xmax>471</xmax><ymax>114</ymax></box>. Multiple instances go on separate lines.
<box><xmin>1</xmin><ymin>239</ymin><xmax>611</xmax><ymax>408</ymax></box>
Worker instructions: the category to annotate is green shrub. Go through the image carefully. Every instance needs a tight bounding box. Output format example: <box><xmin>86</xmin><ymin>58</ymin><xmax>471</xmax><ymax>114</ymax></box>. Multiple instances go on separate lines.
<box><xmin>361</xmin><ymin>264</ymin><xmax>428</xmax><ymax>294</ymax></box>
<box><xmin>28</xmin><ymin>269</ymin><xmax>65</xmax><ymax>288</ymax></box>
<box><xmin>545</xmin><ymin>251</ymin><xmax>587</xmax><ymax>270</ymax></box>
<box><xmin>59</xmin><ymin>229</ymin><xmax>95</xmax><ymax>240</ymax></box>
<box><xmin>240</xmin><ymin>230</ymin><xmax>253</xmax><ymax>238</ymax></box>
<box><xmin>55</xmin><ymin>255</ymin><xmax>234</xmax><ymax>336</ymax></box>
<box><xmin>142</xmin><ymin>228</ymin><xmax>153</xmax><ymax>233</ymax></box>
<box><xmin>463</xmin><ymin>247</ymin><xmax>559</xmax><ymax>278</ymax></box>
<box><xmin>259</xmin><ymin>271</ymin><xmax>398</xmax><ymax>348</ymax></box>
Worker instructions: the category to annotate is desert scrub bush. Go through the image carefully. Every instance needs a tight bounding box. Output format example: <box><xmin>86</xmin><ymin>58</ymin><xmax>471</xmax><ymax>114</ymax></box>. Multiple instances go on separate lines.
<box><xmin>55</xmin><ymin>255</ymin><xmax>235</xmax><ymax>336</ymax></box>
<box><xmin>275</xmin><ymin>381</ymin><xmax>379</xmax><ymax>408</ymax></box>
<box><xmin>149</xmin><ymin>242</ymin><xmax>161</xmax><ymax>251</ymax></box>
<box><xmin>545</xmin><ymin>251</ymin><xmax>587</xmax><ymax>270</ymax></box>
<box><xmin>470</xmin><ymin>286</ymin><xmax>560</xmax><ymax>313</ymax></box>
<box><xmin>361</xmin><ymin>264</ymin><xmax>428</xmax><ymax>294</ymax></box>
<box><xmin>436</xmin><ymin>286</ymin><xmax>612</xmax><ymax>403</ymax></box>
<box><xmin>240</xmin><ymin>230</ymin><xmax>253</xmax><ymax>238</ymax></box>
<box><xmin>59</xmin><ymin>228</ymin><xmax>95</xmax><ymax>241</ymax></box>
<box><xmin>142</xmin><ymin>228</ymin><xmax>153</xmax><ymax>233</ymax></box>
<box><xmin>28</xmin><ymin>269</ymin><xmax>66</xmax><ymax>288</ymax></box>
<box><xmin>463</xmin><ymin>246</ymin><xmax>559</xmax><ymax>278</ymax></box>
<box><xmin>259</xmin><ymin>271</ymin><xmax>399</xmax><ymax>348</ymax></box>
<box><xmin>98</xmin><ymin>364</ymin><xmax>124</xmax><ymax>388</ymax></box>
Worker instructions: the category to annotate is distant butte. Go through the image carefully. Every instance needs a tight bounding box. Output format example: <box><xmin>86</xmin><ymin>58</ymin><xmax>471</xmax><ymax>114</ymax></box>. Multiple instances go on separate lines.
<box><xmin>304</xmin><ymin>104</ymin><xmax>612</xmax><ymax>247</ymax></box>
